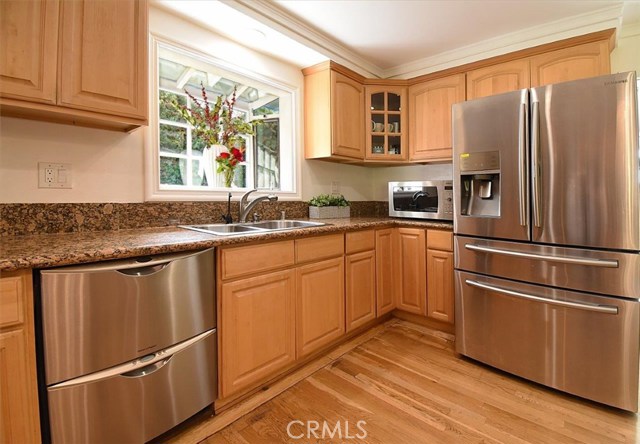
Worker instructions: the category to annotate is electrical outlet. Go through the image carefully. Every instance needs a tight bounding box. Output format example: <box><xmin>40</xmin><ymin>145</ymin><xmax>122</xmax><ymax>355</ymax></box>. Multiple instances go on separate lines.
<box><xmin>39</xmin><ymin>162</ymin><xmax>72</xmax><ymax>189</ymax></box>
<box><xmin>331</xmin><ymin>181</ymin><xmax>340</xmax><ymax>194</ymax></box>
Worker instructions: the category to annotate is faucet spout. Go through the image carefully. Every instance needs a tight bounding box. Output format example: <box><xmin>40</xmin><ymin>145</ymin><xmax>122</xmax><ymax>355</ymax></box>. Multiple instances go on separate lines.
<box><xmin>238</xmin><ymin>189</ymin><xmax>278</xmax><ymax>222</ymax></box>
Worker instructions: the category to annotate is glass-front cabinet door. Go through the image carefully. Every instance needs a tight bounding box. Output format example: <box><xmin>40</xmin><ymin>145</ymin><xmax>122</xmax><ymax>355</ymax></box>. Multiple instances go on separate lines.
<box><xmin>365</xmin><ymin>86</ymin><xmax>407</xmax><ymax>160</ymax></box>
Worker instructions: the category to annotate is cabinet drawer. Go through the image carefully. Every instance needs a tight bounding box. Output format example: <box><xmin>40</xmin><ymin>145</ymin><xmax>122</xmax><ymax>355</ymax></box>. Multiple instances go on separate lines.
<box><xmin>221</xmin><ymin>240</ymin><xmax>295</xmax><ymax>280</ymax></box>
<box><xmin>0</xmin><ymin>275</ymin><xmax>25</xmax><ymax>328</ymax></box>
<box><xmin>296</xmin><ymin>234</ymin><xmax>344</xmax><ymax>264</ymax></box>
<box><xmin>346</xmin><ymin>230</ymin><xmax>375</xmax><ymax>254</ymax></box>
<box><xmin>427</xmin><ymin>229</ymin><xmax>453</xmax><ymax>252</ymax></box>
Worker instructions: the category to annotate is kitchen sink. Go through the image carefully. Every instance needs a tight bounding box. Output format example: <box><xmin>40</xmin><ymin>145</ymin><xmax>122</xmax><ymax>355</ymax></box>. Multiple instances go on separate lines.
<box><xmin>249</xmin><ymin>220</ymin><xmax>325</xmax><ymax>230</ymax></box>
<box><xmin>180</xmin><ymin>220</ymin><xmax>326</xmax><ymax>236</ymax></box>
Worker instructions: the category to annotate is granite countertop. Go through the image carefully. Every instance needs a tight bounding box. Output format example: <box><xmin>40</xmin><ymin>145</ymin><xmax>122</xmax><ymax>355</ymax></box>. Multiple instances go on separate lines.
<box><xmin>0</xmin><ymin>218</ymin><xmax>453</xmax><ymax>271</ymax></box>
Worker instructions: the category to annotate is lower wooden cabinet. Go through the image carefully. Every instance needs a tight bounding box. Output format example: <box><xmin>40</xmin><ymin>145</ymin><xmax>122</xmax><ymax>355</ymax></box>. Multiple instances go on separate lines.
<box><xmin>426</xmin><ymin>249</ymin><xmax>454</xmax><ymax>323</ymax></box>
<box><xmin>296</xmin><ymin>257</ymin><xmax>345</xmax><ymax>357</ymax></box>
<box><xmin>220</xmin><ymin>269</ymin><xmax>296</xmax><ymax>397</ymax></box>
<box><xmin>375</xmin><ymin>228</ymin><xmax>396</xmax><ymax>316</ymax></box>
<box><xmin>345</xmin><ymin>250</ymin><xmax>376</xmax><ymax>332</ymax></box>
<box><xmin>0</xmin><ymin>270</ymin><xmax>41</xmax><ymax>444</ymax></box>
<box><xmin>395</xmin><ymin>228</ymin><xmax>427</xmax><ymax>315</ymax></box>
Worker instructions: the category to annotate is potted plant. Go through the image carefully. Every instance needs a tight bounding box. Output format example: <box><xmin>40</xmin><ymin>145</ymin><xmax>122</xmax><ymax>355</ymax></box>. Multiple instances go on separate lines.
<box><xmin>308</xmin><ymin>194</ymin><xmax>350</xmax><ymax>219</ymax></box>
<box><xmin>166</xmin><ymin>84</ymin><xmax>255</xmax><ymax>188</ymax></box>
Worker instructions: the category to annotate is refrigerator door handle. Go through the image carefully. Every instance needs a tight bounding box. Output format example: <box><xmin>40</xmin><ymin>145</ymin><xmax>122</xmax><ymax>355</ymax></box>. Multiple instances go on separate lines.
<box><xmin>464</xmin><ymin>244</ymin><xmax>619</xmax><ymax>268</ymax></box>
<box><xmin>465</xmin><ymin>279</ymin><xmax>619</xmax><ymax>314</ymax></box>
<box><xmin>531</xmin><ymin>100</ymin><xmax>542</xmax><ymax>228</ymax></box>
<box><xmin>518</xmin><ymin>101</ymin><xmax>529</xmax><ymax>226</ymax></box>
<box><xmin>48</xmin><ymin>329</ymin><xmax>215</xmax><ymax>389</ymax></box>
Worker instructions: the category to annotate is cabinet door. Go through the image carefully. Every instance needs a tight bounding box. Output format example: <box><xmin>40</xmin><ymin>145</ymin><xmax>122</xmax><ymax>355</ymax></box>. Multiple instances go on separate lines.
<box><xmin>331</xmin><ymin>71</ymin><xmax>365</xmax><ymax>159</ymax></box>
<box><xmin>375</xmin><ymin>228</ymin><xmax>397</xmax><ymax>316</ymax></box>
<box><xmin>365</xmin><ymin>86</ymin><xmax>408</xmax><ymax>160</ymax></box>
<box><xmin>409</xmin><ymin>74</ymin><xmax>465</xmax><ymax>161</ymax></box>
<box><xmin>530</xmin><ymin>40</ymin><xmax>610</xmax><ymax>87</ymax></box>
<box><xmin>346</xmin><ymin>250</ymin><xmax>376</xmax><ymax>332</ymax></box>
<box><xmin>426</xmin><ymin>249</ymin><xmax>454</xmax><ymax>323</ymax></box>
<box><xmin>220</xmin><ymin>270</ymin><xmax>295</xmax><ymax>397</ymax></box>
<box><xmin>0</xmin><ymin>0</ymin><xmax>59</xmax><ymax>104</ymax></box>
<box><xmin>396</xmin><ymin>228</ymin><xmax>427</xmax><ymax>315</ymax></box>
<box><xmin>296</xmin><ymin>257</ymin><xmax>345</xmax><ymax>357</ymax></box>
<box><xmin>58</xmin><ymin>0</ymin><xmax>148</xmax><ymax>119</ymax></box>
<box><xmin>466</xmin><ymin>59</ymin><xmax>530</xmax><ymax>100</ymax></box>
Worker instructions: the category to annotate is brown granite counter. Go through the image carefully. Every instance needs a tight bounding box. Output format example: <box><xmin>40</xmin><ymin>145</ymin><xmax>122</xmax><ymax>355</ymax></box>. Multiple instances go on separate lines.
<box><xmin>0</xmin><ymin>218</ymin><xmax>452</xmax><ymax>271</ymax></box>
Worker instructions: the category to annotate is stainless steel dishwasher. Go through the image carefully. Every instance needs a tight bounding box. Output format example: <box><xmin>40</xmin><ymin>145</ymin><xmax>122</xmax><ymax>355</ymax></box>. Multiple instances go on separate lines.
<box><xmin>39</xmin><ymin>248</ymin><xmax>216</xmax><ymax>444</ymax></box>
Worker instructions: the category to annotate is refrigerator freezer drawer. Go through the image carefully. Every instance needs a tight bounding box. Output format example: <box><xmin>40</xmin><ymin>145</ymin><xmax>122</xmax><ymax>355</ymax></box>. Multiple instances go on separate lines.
<box><xmin>47</xmin><ymin>329</ymin><xmax>217</xmax><ymax>444</ymax></box>
<box><xmin>455</xmin><ymin>235</ymin><xmax>640</xmax><ymax>299</ymax></box>
<box><xmin>455</xmin><ymin>271</ymin><xmax>640</xmax><ymax>411</ymax></box>
<box><xmin>41</xmin><ymin>248</ymin><xmax>215</xmax><ymax>385</ymax></box>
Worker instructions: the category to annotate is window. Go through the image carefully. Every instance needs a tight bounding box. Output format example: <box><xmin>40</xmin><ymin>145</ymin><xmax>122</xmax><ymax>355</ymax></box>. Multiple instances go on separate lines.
<box><xmin>148</xmin><ymin>39</ymin><xmax>297</xmax><ymax>199</ymax></box>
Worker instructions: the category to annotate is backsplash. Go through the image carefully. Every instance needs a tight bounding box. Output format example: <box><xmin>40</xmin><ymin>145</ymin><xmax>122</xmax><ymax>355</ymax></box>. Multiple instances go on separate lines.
<box><xmin>0</xmin><ymin>201</ymin><xmax>389</xmax><ymax>236</ymax></box>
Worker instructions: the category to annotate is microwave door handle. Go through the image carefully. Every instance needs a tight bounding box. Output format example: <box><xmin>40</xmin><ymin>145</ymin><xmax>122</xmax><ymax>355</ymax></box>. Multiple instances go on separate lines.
<box><xmin>531</xmin><ymin>100</ymin><xmax>542</xmax><ymax>228</ymax></box>
<box><xmin>465</xmin><ymin>279</ymin><xmax>619</xmax><ymax>314</ymax></box>
<box><xmin>518</xmin><ymin>101</ymin><xmax>528</xmax><ymax>226</ymax></box>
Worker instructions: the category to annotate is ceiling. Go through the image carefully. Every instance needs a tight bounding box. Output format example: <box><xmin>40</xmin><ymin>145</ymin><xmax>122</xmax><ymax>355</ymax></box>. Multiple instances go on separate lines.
<box><xmin>154</xmin><ymin>0</ymin><xmax>638</xmax><ymax>79</ymax></box>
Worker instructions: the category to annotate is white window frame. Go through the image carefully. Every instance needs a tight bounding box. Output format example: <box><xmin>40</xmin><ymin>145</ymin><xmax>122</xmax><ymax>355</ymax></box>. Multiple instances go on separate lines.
<box><xmin>145</xmin><ymin>34</ymin><xmax>300</xmax><ymax>201</ymax></box>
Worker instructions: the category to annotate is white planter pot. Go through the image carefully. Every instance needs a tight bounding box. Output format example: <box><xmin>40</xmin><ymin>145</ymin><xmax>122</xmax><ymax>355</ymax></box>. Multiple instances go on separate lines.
<box><xmin>309</xmin><ymin>206</ymin><xmax>350</xmax><ymax>219</ymax></box>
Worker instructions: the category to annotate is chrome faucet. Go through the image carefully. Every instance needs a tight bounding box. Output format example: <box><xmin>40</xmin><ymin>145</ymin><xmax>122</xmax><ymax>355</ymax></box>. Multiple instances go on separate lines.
<box><xmin>239</xmin><ymin>189</ymin><xmax>278</xmax><ymax>222</ymax></box>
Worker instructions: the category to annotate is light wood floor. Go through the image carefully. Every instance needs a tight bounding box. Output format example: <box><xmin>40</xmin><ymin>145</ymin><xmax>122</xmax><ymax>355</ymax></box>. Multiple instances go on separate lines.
<box><xmin>195</xmin><ymin>320</ymin><xmax>638</xmax><ymax>443</ymax></box>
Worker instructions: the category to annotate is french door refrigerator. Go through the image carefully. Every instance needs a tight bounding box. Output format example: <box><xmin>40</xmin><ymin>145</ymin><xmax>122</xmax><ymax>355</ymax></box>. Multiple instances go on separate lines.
<box><xmin>452</xmin><ymin>71</ymin><xmax>639</xmax><ymax>412</ymax></box>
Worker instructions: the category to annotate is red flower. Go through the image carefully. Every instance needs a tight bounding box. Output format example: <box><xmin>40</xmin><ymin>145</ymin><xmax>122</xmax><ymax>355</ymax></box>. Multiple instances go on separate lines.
<box><xmin>229</xmin><ymin>157</ymin><xmax>238</xmax><ymax>166</ymax></box>
<box><xmin>230</xmin><ymin>147</ymin><xmax>244</xmax><ymax>161</ymax></box>
<box><xmin>218</xmin><ymin>152</ymin><xmax>230</xmax><ymax>160</ymax></box>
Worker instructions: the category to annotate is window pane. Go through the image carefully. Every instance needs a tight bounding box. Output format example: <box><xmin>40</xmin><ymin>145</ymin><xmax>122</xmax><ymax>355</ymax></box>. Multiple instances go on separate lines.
<box><xmin>254</xmin><ymin>119</ymin><xmax>280</xmax><ymax>189</ymax></box>
<box><xmin>160</xmin><ymin>157</ymin><xmax>186</xmax><ymax>185</ymax></box>
<box><xmin>159</xmin><ymin>90</ymin><xmax>186</xmax><ymax>123</ymax></box>
<box><xmin>192</xmin><ymin>158</ymin><xmax>208</xmax><ymax>187</ymax></box>
<box><xmin>160</xmin><ymin>124</ymin><xmax>186</xmax><ymax>154</ymax></box>
<box><xmin>192</xmin><ymin>134</ymin><xmax>207</xmax><ymax>156</ymax></box>
<box><xmin>252</xmin><ymin>98</ymin><xmax>279</xmax><ymax>116</ymax></box>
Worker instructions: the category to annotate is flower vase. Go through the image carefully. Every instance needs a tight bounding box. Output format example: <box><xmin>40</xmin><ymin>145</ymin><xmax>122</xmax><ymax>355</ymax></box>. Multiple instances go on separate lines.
<box><xmin>223</xmin><ymin>168</ymin><xmax>235</xmax><ymax>188</ymax></box>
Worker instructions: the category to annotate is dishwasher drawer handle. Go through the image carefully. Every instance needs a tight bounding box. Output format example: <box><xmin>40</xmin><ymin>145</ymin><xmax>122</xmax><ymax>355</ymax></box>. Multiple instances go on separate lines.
<box><xmin>465</xmin><ymin>279</ymin><xmax>619</xmax><ymax>314</ymax></box>
<box><xmin>48</xmin><ymin>329</ymin><xmax>215</xmax><ymax>390</ymax></box>
<box><xmin>121</xmin><ymin>358</ymin><xmax>172</xmax><ymax>378</ymax></box>
<box><xmin>464</xmin><ymin>244</ymin><xmax>619</xmax><ymax>268</ymax></box>
<box><xmin>116</xmin><ymin>263</ymin><xmax>170</xmax><ymax>276</ymax></box>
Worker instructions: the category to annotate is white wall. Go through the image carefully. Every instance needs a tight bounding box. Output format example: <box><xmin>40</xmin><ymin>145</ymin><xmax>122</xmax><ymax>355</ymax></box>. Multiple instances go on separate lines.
<box><xmin>611</xmin><ymin>23</ymin><xmax>640</xmax><ymax>74</ymax></box>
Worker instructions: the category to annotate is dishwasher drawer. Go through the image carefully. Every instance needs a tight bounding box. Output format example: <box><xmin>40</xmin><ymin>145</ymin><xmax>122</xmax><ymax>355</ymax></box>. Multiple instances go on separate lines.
<box><xmin>455</xmin><ymin>270</ymin><xmax>640</xmax><ymax>411</ymax></box>
<box><xmin>47</xmin><ymin>329</ymin><xmax>217</xmax><ymax>444</ymax></box>
<box><xmin>41</xmin><ymin>248</ymin><xmax>215</xmax><ymax>384</ymax></box>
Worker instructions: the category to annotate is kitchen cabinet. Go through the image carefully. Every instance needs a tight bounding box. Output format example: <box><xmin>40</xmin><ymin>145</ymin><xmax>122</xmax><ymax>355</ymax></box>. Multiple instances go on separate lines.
<box><xmin>0</xmin><ymin>270</ymin><xmax>41</xmax><ymax>444</ymax></box>
<box><xmin>345</xmin><ymin>230</ymin><xmax>376</xmax><ymax>331</ymax></box>
<box><xmin>375</xmin><ymin>228</ymin><xmax>396</xmax><ymax>316</ymax></box>
<box><xmin>0</xmin><ymin>0</ymin><xmax>59</xmax><ymax>104</ymax></box>
<box><xmin>426</xmin><ymin>230</ymin><xmax>454</xmax><ymax>324</ymax></box>
<box><xmin>0</xmin><ymin>0</ymin><xmax>148</xmax><ymax>131</ymax></box>
<box><xmin>304</xmin><ymin>62</ymin><xmax>365</xmax><ymax>161</ymax></box>
<box><xmin>296</xmin><ymin>257</ymin><xmax>345</xmax><ymax>357</ymax></box>
<box><xmin>220</xmin><ymin>269</ymin><xmax>296</xmax><ymax>398</ymax></box>
<box><xmin>395</xmin><ymin>228</ymin><xmax>427</xmax><ymax>315</ymax></box>
<box><xmin>408</xmin><ymin>74</ymin><xmax>466</xmax><ymax>162</ymax></box>
<box><xmin>365</xmin><ymin>86</ymin><xmax>408</xmax><ymax>160</ymax></box>
<box><xmin>530</xmin><ymin>40</ymin><xmax>610</xmax><ymax>87</ymax></box>
<box><xmin>466</xmin><ymin>59</ymin><xmax>531</xmax><ymax>100</ymax></box>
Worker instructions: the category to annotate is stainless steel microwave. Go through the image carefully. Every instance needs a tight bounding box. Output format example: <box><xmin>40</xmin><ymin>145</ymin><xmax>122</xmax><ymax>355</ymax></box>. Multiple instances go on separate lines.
<box><xmin>388</xmin><ymin>181</ymin><xmax>454</xmax><ymax>220</ymax></box>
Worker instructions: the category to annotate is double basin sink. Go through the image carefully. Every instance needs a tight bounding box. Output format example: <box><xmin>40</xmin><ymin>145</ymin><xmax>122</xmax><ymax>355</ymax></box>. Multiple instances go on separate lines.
<box><xmin>181</xmin><ymin>220</ymin><xmax>326</xmax><ymax>236</ymax></box>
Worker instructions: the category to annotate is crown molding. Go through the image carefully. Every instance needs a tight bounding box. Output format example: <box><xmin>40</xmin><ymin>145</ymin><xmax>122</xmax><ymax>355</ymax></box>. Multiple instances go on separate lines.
<box><xmin>221</xmin><ymin>0</ymin><xmax>386</xmax><ymax>78</ymax></box>
<box><xmin>384</xmin><ymin>4</ymin><xmax>623</xmax><ymax>79</ymax></box>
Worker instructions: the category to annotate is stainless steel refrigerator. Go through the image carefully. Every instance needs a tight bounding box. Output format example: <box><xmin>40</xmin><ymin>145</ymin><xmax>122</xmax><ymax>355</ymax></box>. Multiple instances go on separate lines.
<box><xmin>452</xmin><ymin>71</ymin><xmax>640</xmax><ymax>412</ymax></box>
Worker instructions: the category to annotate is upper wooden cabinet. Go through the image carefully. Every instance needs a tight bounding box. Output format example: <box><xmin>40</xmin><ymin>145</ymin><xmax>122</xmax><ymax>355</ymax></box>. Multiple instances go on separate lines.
<box><xmin>304</xmin><ymin>62</ymin><xmax>365</xmax><ymax>160</ymax></box>
<box><xmin>530</xmin><ymin>40</ymin><xmax>610</xmax><ymax>87</ymax></box>
<box><xmin>0</xmin><ymin>0</ymin><xmax>59</xmax><ymax>104</ymax></box>
<box><xmin>0</xmin><ymin>0</ymin><xmax>148</xmax><ymax>131</ymax></box>
<box><xmin>365</xmin><ymin>86</ymin><xmax>408</xmax><ymax>161</ymax></box>
<box><xmin>466</xmin><ymin>59</ymin><xmax>531</xmax><ymax>100</ymax></box>
<box><xmin>408</xmin><ymin>74</ymin><xmax>465</xmax><ymax>162</ymax></box>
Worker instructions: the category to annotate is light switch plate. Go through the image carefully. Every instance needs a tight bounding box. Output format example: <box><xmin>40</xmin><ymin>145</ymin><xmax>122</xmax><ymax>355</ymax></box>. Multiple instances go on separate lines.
<box><xmin>38</xmin><ymin>162</ymin><xmax>72</xmax><ymax>189</ymax></box>
<box><xmin>331</xmin><ymin>181</ymin><xmax>340</xmax><ymax>194</ymax></box>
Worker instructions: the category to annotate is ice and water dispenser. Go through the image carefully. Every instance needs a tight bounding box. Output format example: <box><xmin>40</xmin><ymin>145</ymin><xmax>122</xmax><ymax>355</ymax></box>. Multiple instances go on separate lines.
<box><xmin>459</xmin><ymin>151</ymin><xmax>501</xmax><ymax>217</ymax></box>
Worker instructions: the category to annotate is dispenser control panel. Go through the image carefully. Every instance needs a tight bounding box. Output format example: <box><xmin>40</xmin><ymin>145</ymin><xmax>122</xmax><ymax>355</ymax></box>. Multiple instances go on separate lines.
<box><xmin>459</xmin><ymin>151</ymin><xmax>500</xmax><ymax>172</ymax></box>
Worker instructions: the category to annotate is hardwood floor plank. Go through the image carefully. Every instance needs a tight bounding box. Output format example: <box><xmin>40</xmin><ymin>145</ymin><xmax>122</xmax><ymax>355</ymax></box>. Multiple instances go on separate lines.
<box><xmin>193</xmin><ymin>320</ymin><xmax>637</xmax><ymax>444</ymax></box>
